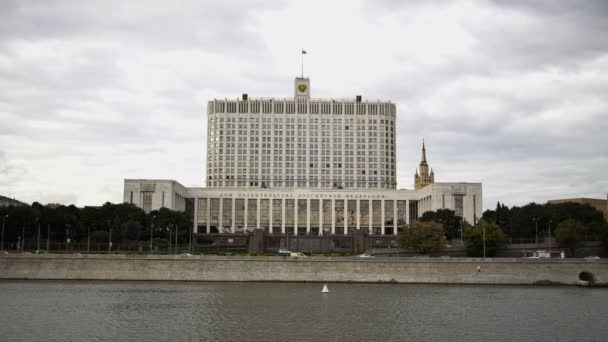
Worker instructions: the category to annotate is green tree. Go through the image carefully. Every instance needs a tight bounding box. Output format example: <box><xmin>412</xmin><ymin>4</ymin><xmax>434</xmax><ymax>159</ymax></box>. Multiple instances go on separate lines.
<box><xmin>463</xmin><ymin>221</ymin><xmax>506</xmax><ymax>257</ymax></box>
<box><xmin>398</xmin><ymin>221</ymin><xmax>447</xmax><ymax>254</ymax></box>
<box><xmin>555</xmin><ymin>219</ymin><xmax>587</xmax><ymax>257</ymax></box>
<box><xmin>419</xmin><ymin>209</ymin><xmax>460</xmax><ymax>240</ymax></box>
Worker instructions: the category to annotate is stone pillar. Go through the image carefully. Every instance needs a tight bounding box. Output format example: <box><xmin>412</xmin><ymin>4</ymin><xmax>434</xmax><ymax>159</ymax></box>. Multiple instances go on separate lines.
<box><xmin>352</xmin><ymin>229</ymin><xmax>368</xmax><ymax>254</ymax></box>
<box><xmin>248</xmin><ymin>229</ymin><xmax>266</xmax><ymax>253</ymax></box>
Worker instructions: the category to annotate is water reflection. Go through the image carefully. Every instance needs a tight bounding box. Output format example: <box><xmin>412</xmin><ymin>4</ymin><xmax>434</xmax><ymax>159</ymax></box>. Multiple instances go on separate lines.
<box><xmin>0</xmin><ymin>281</ymin><xmax>606</xmax><ymax>341</ymax></box>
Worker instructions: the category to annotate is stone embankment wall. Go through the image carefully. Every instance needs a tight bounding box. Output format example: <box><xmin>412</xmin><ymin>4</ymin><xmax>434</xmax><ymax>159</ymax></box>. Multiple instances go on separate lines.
<box><xmin>1</xmin><ymin>255</ymin><xmax>607</xmax><ymax>286</ymax></box>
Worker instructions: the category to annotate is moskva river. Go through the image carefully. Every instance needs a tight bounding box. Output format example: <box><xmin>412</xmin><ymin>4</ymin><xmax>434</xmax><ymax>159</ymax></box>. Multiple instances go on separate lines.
<box><xmin>0</xmin><ymin>281</ymin><xmax>606</xmax><ymax>341</ymax></box>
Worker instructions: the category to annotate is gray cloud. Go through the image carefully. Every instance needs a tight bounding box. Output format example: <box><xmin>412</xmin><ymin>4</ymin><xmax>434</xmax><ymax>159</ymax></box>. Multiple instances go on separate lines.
<box><xmin>0</xmin><ymin>0</ymin><xmax>607</xmax><ymax>209</ymax></box>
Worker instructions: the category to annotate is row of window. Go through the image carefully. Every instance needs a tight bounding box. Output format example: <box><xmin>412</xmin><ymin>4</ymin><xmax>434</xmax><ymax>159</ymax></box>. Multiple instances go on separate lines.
<box><xmin>209</xmin><ymin>100</ymin><xmax>396</xmax><ymax>116</ymax></box>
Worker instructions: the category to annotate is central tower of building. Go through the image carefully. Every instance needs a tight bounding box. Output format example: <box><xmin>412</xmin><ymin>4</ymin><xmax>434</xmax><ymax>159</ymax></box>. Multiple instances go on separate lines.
<box><xmin>205</xmin><ymin>77</ymin><xmax>397</xmax><ymax>190</ymax></box>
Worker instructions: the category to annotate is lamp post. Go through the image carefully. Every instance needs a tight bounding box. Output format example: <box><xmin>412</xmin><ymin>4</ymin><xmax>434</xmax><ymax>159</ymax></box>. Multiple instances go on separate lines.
<box><xmin>460</xmin><ymin>217</ymin><xmax>464</xmax><ymax>242</ymax></box>
<box><xmin>65</xmin><ymin>223</ymin><xmax>71</xmax><ymax>253</ymax></box>
<box><xmin>108</xmin><ymin>226</ymin><xmax>112</xmax><ymax>254</ymax></box>
<box><xmin>532</xmin><ymin>217</ymin><xmax>539</xmax><ymax>248</ymax></box>
<box><xmin>168</xmin><ymin>225</ymin><xmax>172</xmax><ymax>254</ymax></box>
<box><xmin>1</xmin><ymin>214</ymin><xmax>8</xmax><ymax>251</ymax></box>
<box><xmin>36</xmin><ymin>218</ymin><xmax>40</xmax><ymax>252</ymax></box>
<box><xmin>175</xmin><ymin>225</ymin><xmax>178</xmax><ymax>254</ymax></box>
<box><xmin>47</xmin><ymin>224</ymin><xmax>50</xmax><ymax>252</ymax></box>
<box><xmin>482</xmin><ymin>223</ymin><xmax>486</xmax><ymax>259</ymax></box>
<box><xmin>548</xmin><ymin>219</ymin><xmax>552</xmax><ymax>253</ymax></box>
<box><xmin>87</xmin><ymin>226</ymin><xmax>91</xmax><ymax>253</ymax></box>
<box><xmin>21</xmin><ymin>225</ymin><xmax>25</xmax><ymax>252</ymax></box>
<box><xmin>150</xmin><ymin>215</ymin><xmax>156</xmax><ymax>253</ymax></box>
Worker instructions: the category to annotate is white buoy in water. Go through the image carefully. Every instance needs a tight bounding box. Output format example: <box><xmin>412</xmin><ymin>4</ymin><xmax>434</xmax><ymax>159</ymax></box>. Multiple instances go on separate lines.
<box><xmin>322</xmin><ymin>284</ymin><xmax>330</xmax><ymax>293</ymax></box>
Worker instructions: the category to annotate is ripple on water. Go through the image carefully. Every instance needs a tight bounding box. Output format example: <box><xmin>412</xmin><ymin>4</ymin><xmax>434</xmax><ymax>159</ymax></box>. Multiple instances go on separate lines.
<box><xmin>0</xmin><ymin>281</ymin><xmax>607</xmax><ymax>342</ymax></box>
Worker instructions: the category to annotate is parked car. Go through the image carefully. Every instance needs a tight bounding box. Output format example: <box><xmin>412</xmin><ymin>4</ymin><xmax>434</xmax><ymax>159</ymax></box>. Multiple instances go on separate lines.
<box><xmin>289</xmin><ymin>252</ymin><xmax>307</xmax><ymax>257</ymax></box>
<box><xmin>278</xmin><ymin>249</ymin><xmax>290</xmax><ymax>255</ymax></box>
<box><xmin>584</xmin><ymin>256</ymin><xmax>600</xmax><ymax>261</ymax></box>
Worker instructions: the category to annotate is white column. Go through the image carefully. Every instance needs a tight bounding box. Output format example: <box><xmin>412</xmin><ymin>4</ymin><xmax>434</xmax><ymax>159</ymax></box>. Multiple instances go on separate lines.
<box><xmin>306</xmin><ymin>199</ymin><xmax>311</xmax><ymax>235</ymax></box>
<box><xmin>405</xmin><ymin>199</ymin><xmax>410</xmax><ymax>225</ymax></box>
<box><xmin>344</xmin><ymin>201</ymin><xmax>348</xmax><ymax>235</ymax></box>
<box><xmin>319</xmin><ymin>200</ymin><xmax>323</xmax><ymax>237</ymax></box>
<box><xmin>381</xmin><ymin>200</ymin><xmax>385</xmax><ymax>236</ymax></box>
<box><xmin>268</xmin><ymin>199</ymin><xmax>272</xmax><ymax>234</ymax></box>
<box><xmin>206</xmin><ymin>198</ymin><xmax>210</xmax><ymax>234</ymax></box>
<box><xmin>193</xmin><ymin>197</ymin><xmax>199</xmax><ymax>234</ymax></box>
<box><xmin>331</xmin><ymin>199</ymin><xmax>336</xmax><ymax>235</ymax></box>
<box><xmin>356</xmin><ymin>200</ymin><xmax>360</xmax><ymax>230</ymax></box>
<box><xmin>244</xmin><ymin>198</ymin><xmax>248</xmax><ymax>232</ymax></box>
<box><xmin>368</xmin><ymin>200</ymin><xmax>372</xmax><ymax>234</ymax></box>
<box><xmin>231</xmin><ymin>198</ymin><xmax>236</xmax><ymax>233</ymax></box>
<box><xmin>393</xmin><ymin>200</ymin><xmax>398</xmax><ymax>235</ymax></box>
<box><xmin>281</xmin><ymin>199</ymin><xmax>286</xmax><ymax>234</ymax></box>
<box><xmin>294</xmin><ymin>199</ymin><xmax>298</xmax><ymax>236</ymax></box>
<box><xmin>218</xmin><ymin>198</ymin><xmax>223</xmax><ymax>233</ymax></box>
<box><xmin>257</xmin><ymin>198</ymin><xmax>261</xmax><ymax>230</ymax></box>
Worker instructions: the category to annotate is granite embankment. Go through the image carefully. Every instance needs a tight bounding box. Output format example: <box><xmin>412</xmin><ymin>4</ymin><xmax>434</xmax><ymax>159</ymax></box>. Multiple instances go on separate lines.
<box><xmin>1</xmin><ymin>254</ymin><xmax>607</xmax><ymax>286</ymax></box>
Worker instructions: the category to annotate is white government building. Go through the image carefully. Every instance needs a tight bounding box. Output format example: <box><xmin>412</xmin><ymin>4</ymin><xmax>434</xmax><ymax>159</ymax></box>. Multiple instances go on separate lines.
<box><xmin>124</xmin><ymin>76</ymin><xmax>482</xmax><ymax>236</ymax></box>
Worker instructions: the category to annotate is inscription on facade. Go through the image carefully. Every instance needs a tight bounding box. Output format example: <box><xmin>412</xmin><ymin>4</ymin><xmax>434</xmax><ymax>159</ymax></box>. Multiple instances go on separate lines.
<box><xmin>140</xmin><ymin>183</ymin><xmax>156</xmax><ymax>192</ymax></box>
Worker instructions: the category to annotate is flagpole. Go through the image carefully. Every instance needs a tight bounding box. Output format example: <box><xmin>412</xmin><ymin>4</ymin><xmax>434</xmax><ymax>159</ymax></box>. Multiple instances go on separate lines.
<box><xmin>301</xmin><ymin>49</ymin><xmax>304</xmax><ymax>78</ymax></box>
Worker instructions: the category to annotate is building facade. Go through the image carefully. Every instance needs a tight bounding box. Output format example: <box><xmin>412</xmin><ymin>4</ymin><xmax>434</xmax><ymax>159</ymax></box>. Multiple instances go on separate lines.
<box><xmin>124</xmin><ymin>76</ymin><xmax>483</xmax><ymax>236</ymax></box>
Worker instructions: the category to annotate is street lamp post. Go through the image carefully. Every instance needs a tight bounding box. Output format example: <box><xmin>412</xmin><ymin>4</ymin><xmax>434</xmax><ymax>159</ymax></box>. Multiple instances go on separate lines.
<box><xmin>108</xmin><ymin>227</ymin><xmax>112</xmax><ymax>254</ymax></box>
<box><xmin>87</xmin><ymin>226</ymin><xmax>91</xmax><ymax>253</ymax></box>
<box><xmin>548</xmin><ymin>219</ymin><xmax>552</xmax><ymax>253</ymax></box>
<box><xmin>65</xmin><ymin>224</ymin><xmax>70</xmax><ymax>253</ymax></box>
<box><xmin>150</xmin><ymin>215</ymin><xmax>156</xmax><ymax>253</ymax></box>
<box><xmin>47</xmin><ymin>224</ymin><xmax>50</xmax><ymax>252</ymax></box>
<box><xmin>532</xmin><ymin>217</ymin><xmax>539</xmax><ymax>248</ymax></box>
<box><xmin>21</xmin><ymin>225</ymin><xmax>25</xmax><ymax>252</ymax></box>
<box><xmin>175</xmin><ymin>225</ymin><xmax>178</xmax><ymax>254</ymax></box>
<box><xmin>1</xmin><ymin>214</ymin><xmax>8</xmax><ymax>251</ymax></box>
<box><xmin>37</xmin><ymin>219</ymin><xmax>40</xmax><ymax>252</ymax></box>
<box><xmin>482</xmin><ymin>223</ymin><xmax>486</xmax><ymax>259</ymax></box>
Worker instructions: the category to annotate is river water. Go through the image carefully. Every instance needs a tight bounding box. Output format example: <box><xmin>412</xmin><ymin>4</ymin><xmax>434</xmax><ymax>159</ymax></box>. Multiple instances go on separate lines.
<box><xmin>0</xmin><ymin>281</ymin><xmax>606</xmax><ymax>341</ymax></box>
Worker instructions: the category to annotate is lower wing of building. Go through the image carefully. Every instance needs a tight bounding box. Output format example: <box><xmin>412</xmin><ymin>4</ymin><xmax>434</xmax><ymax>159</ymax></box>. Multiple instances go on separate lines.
<box><xmin>124</xmin><ymin>180</ymin><xmax>482</xmax><ymax>236</ymax></box>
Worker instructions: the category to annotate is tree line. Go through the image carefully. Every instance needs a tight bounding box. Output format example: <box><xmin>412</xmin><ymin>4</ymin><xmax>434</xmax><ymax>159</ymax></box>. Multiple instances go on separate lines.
<box><xmin>0</xmin><ymin>202</ymin><xmax>192</xmax><ymax>252</ymax></box>
<box><xmin>399</xmin><ymin>201</ymin><xmax>608</xmax><ymax>257</ymax></box>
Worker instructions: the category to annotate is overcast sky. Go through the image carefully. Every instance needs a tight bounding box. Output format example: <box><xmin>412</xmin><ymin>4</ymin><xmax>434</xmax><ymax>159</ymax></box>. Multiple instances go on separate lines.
<box><xmin>1</xmin><ymin>0</ymin><xmax>607</xmax><ymax>210</ymax></box>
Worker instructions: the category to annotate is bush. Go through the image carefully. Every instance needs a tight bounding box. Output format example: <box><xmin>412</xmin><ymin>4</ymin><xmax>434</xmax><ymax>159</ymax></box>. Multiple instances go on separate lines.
<box><xmin>463</xmin><ymin>221</ymin><xmax>506</xmax><ymax>257</ymax></box>
<box><xmin>555</xmin><ymin>219</ymin><xmax>587</xmax><ymax>257</ymax></box>
<box><xmin>398</xmin><ymin>221</ymin><xmax>447</xmax><ymax>254</ymax></box>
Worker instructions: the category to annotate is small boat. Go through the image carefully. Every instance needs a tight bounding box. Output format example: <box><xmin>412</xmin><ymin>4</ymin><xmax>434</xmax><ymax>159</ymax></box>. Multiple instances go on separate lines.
<box><xmin>322</xmin><ymin>284</ymin><xmax>330</xmax><ymax>293</ymax></box>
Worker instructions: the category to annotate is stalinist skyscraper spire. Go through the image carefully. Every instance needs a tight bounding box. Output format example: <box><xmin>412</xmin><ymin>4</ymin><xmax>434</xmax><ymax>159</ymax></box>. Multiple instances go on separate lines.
<box><xmin>415</xmin><ymin>139</ymin><xmax>435</xmax><ymax>190</ymax></box>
